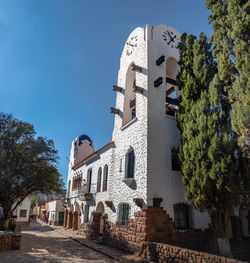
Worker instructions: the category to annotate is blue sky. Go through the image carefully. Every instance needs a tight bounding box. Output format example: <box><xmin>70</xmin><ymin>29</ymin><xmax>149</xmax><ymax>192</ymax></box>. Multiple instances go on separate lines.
<box><xmin>0</xmin><ymin>0</ymin><xmax>212</xmax><ymax>185</ymax></box>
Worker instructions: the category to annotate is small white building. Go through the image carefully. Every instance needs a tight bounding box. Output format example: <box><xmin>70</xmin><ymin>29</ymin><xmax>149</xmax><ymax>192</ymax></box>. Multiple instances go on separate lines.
<box><xmin>12</xmin><ymin>197</ymin><xmax>31</xmax><ymax>227</ymax></box>
<box><xmin>64</xmin><ymin>24</ymin><xmax>250</xmax><ymax>250</ymax></box>
<box><xmin>48</xmin><ymin>199</ymin><xmax>65</xmax><ymax>226</ymax></box>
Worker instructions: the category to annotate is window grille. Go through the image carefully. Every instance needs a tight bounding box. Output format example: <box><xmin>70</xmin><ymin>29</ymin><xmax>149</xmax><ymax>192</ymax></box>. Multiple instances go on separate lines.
<box><xmin>19</xmin><ymin>210</ymin><xmax>27</xmax><ymax>218</ymax></box>
<box><xmin>126</xmin><ymin>149</ymin><xmax>135</xmax><ymax>178</ymax></box>
<box><xmin>97</xmin><ymin>168</ymin><xmax>102</xmax><ymax>192</ymax></box>
<box><xmin>102</xmin><ymin>165</ymin><xmax>108</xmax><ymax>191</ymax></box>
<box><xmin>174</xmin><ymin>203</ymin><xmax>193</xmax><ymax>230</ymax></box>
<box><xmin>118</xmin><ymin>203</ymin><xmax>130</xmax><ymax>226</ymax></box>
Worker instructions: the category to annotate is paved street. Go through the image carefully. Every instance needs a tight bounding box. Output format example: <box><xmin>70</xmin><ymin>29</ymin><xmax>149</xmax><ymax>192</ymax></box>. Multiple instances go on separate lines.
<box><xmin>0</xmin><ymin>221</ymin><xmax>119</xmax><ymax>263</ymax></box>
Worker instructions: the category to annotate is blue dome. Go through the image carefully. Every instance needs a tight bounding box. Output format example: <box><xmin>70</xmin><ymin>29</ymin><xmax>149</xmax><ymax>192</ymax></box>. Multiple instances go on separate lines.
<box><xmin>76</xmin><ymin>134</ymin><xmax>93</xmax><ymax>146</ymax></box>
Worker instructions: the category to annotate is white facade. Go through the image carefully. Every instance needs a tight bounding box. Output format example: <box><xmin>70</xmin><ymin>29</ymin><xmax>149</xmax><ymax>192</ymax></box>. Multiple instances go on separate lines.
<box><xmin>12</xmin><ymin>197</ymin><xmax>31</xmax><ymax>224</ymax></box>
<box><xmin>66</xmin><ymin>24</ymin><xmax>211</xmax><ymax>230</ymax></box>
<box><xmin>48</xmin><ymin>200</ymin><xmax>64</xmax><ymax>225</ymax></box>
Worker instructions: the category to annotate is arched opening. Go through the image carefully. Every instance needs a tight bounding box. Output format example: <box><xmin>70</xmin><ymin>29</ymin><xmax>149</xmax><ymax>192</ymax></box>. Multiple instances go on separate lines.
<box><xmin>125</xmin><ymin>147</ymin><xmax>135</xmax><ymax>179</ymax></box>
<box><xmin>166</xmin><ymin>57</ymin><xmax>179</xmax><ymax>117</ymax></box>
<box><xmin>122</xmin><ymin>63</ymin><xmax>136</xmax><ymax>126</ymax></box>
<box><xmin>102</xmin><ymin>165</ymin><xmax>108</xmax><ymax>191</ymax></box>
<box><xmin>97</xmin><ymin>167</ymin><xmax>102</xmax><ymax>192</ymax></box>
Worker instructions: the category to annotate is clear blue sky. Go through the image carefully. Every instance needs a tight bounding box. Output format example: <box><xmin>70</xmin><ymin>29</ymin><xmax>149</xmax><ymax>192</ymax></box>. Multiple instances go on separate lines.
<box><xmin>0</xmin><ymin>0</ymin><xmax>212</xmax><ymax>185</ymax></box>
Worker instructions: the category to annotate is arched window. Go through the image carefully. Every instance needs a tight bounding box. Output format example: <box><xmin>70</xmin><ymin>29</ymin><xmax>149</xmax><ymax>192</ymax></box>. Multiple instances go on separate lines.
<box><xmin>97</xmin><ymin>168</ymin><xmax>102</xmax><ymax>192</ymax></box>
<box><xmin>122</xmin><ymin>63</ymin><xmax>136</xmax><ymax>126</ymax></box>
<box><xmin>118</xmin><ymin>203</ymin><xmax>130</xmax><ymax>226</ymax></box>
<box><xmin>166</xmin><ymin>57</ymin><xmax>179</xmax><ymax>117</ymax></box>
<box><xmin>102</xmin><ymin>165</ymin><xmax>108</xmax><ymax>191</ymax></box>
<box><xmin>125</xmin><ymin>148</ymin><xmax>135</xmax><ymax>178</ymax></box>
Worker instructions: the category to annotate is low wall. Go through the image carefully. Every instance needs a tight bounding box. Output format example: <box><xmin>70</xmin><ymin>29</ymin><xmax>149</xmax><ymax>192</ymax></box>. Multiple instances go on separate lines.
<box><xmin>0</xmin><ymin>232</ymin><xmax>21</xmax><ymax>251</ymax></box>
<box><xmin>103</xmin><ymin>207</ymin><xmax>218</xmax><ymax>254</ymax></box>
<box><xmin>144</xmin><ymin>242</ymin><xmax>247</xmax><ymax>263</ymax></box>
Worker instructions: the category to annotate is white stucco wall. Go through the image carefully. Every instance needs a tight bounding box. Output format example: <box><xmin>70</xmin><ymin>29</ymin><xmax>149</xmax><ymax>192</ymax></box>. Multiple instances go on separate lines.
<box><xmin>48</xmin><ymin>200</ymin><xmax>64</xmax><ymax>222</ymax></box>
<box><xmin>147</xmin><ymin>24</ymin><xmax>210</xmax><ymax>229</ymax></box>
<box><xmin>13</xmin><ymin>197</ymin><xmax>31</xmax><ymax>223</ymax></box>
<box><xmin>65</xmin><ymin>24</ymin><xmax>211</xmax><ymax>230</ymax></box>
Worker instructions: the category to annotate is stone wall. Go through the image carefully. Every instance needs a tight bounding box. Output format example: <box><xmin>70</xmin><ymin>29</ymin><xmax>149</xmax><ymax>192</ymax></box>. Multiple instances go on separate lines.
<box><xmin>143</xmin><ymin>242</ymin><xmax>247</xmax><ymax>263</ymax></box>
<box><xmin>0</xmin><ymin>232</ymin><xmax>21</xmax><ymax>251</ymax></box>
<box><xmin>103</xmin><ymin>206</ymin><xmax>217</xmax><ymax>254</ymax></box>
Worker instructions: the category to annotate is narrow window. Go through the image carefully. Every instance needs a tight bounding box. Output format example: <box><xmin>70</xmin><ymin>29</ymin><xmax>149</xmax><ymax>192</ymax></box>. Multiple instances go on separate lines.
<box><xmin>86</xmin><ymin>169</ymin><xmax>92</xmax><ymax>193</ymax></box>
<box><xmin>97</xmin><ymin>168</ymin><xmax>102</xmax><ymax>192</ymax></box>
<box><xmin>126</xmin><ymin>148</ymin><xmax>135</xmax><ymax>178</ymax></box>
<box><xmin>119</xmin><ymin>158</ymin><xmax>122</xmax><ymax>172</ymax></box>
<box><xmin>174</xmin><ymin>203</ymin><xmax>193</xmax><ymax>230</ymax></box>
<box><xmin>19</xmin><ymin>210</ymin><xmax>27</xmax><ymax>218</ymax></box>
<box><xmin>171</xmin><ymin>147</ymin><xmax>181</xmax><ymax>171</ymax></box>
<box><xmin>118</xmin><ymin>203</ymin><xmax>130</xmax><ymax>226</ymax></box>
<box><xmin>102</xmin><ymin>165</ymin><xmax>108</xmax><ymax>191</ymax></box>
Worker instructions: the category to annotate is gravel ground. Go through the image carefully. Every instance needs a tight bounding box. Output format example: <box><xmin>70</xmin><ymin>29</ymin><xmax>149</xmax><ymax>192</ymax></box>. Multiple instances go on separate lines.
<box><xmin>0</xmin><ymin>221</ymin><xmax>119</xmax><ymax>263</ymax></box>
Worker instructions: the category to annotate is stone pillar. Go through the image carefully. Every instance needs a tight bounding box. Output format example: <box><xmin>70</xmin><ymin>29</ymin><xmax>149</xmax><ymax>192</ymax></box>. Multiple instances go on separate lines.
<box><xmin>68</xmin><ymin>211</ymin><xmax>73</xmax><ymax>229</ymax></box>
<box><xmin>64</xmin><ymin>210</ymin><xmax>68</xmax><ymax>228</ymax></box>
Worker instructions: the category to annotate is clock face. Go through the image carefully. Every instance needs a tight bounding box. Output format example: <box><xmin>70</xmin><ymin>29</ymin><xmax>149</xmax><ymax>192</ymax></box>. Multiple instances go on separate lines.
<box><xmin>162</xmin><ymin>30</ymin><xmax>180</xmax><ymax>48</ymax></box>
<box><xmin>125</xmin><ymin>35</ymin><xmax>138</xmax><ymax>56</ymax></box>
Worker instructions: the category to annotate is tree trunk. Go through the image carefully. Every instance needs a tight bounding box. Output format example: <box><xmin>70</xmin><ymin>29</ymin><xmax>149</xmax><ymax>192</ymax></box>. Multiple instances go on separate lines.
<box><xmin>211</xmin><ymin>209</ymin><xmax>233</xmax><ymax>258</ymax></box>
<box><xmin>217</xmin><ymin>237</ymin><xmax>233</xmax><ymax>258</ymax></box>
<box><xmin>3</xmin><ymin>219</ymin><xmax>9</xmax><ymax>230</ymax></box>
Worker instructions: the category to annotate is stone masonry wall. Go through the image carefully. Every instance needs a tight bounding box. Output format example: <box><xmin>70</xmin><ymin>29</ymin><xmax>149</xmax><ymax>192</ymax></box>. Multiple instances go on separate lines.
<box><xmin>103</xmin><ymin>206</ymin><xmax>217</xmax><ymax>254</ymax></box>
<box><xmin>144</xmin><ymin>242</ymin><xmax>247</xmax><ymax>263</ymax></box>
<box><xmin>0</xmin><ymin>232</ymin><xmax>21</xmax><ymax>251</ymax></box>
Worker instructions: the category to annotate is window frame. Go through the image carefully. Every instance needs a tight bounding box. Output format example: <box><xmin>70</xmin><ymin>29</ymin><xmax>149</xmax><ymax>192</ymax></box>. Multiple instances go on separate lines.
<box><xmin>125</xmin><ymin>147</ymin><xmax>135</xmax><ymax>179</ymax></box>
<box><xmin>97</xmin><ymin>167</ymin><xmax>102</xmax><ymax>192</ymax></box>
<box><xmin>173</xmin><ymin>203</ymin><xmax>193</xmax><ymax>230</ymax></box>
<box><xmin>102</xmin><ymin>165</ymin><xmax>108</xmax><ymax>192</ymax></box>
<box><xmin>19</xmin><ymin>209</ymin><xmax>27</xmax><ymax>218</ymax></box>
<box><xmin>118</xmin><ymin>203</ymin><xmax>130</xmax><ymax>226</ymax></box>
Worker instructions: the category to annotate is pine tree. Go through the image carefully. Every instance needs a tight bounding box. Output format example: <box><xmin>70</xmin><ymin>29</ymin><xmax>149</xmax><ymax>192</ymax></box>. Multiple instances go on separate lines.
<box><xmin>206</xmin><ymin>0</ymin><xmax>250</xmax><ymax>160</ymax></box>
<box><xmin>177</xmin><ymin>33</ymin><xmax>240</xmax><ymax>257</ymax></box>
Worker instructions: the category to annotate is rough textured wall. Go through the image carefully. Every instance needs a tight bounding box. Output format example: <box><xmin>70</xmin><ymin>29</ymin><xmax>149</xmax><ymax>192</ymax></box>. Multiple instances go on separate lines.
<box><xmin>110</xmin><ymin>26</ymin><xmax>148</xmax><ymax>220</ymax></box>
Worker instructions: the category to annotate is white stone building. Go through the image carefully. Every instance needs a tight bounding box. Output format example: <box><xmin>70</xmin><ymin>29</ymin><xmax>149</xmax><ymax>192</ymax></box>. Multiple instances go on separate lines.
<box><xmin>12</xmin><ymin>197</ymin><xmax>31</xmax><ymax>226</ymax></box>
<box><xmin>65</xmin><ymin>24</ymin><xmax>250</xmax><ymax>248</ymax></box>
<box><xmin>48</xmin><ymin>199</ymin><xmax>65</xmax><ymax>226</ymax></box>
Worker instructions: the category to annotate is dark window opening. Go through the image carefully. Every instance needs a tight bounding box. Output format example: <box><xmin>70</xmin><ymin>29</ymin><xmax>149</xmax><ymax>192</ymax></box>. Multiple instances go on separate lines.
<box><xmin>103</xmin><ymin>165</ymin><xmax>108</xmax><ymax>191</ymax></box>
<box><xmin>87</xmin><ymin>169</ymin><xmax>92</xmax><ymax>193</ymax></box>
<box><xmin>97</xmin><ymin>168</ymin><xmax>102</xmax><ymax>192</ymax></box>
<box><xmin>174</xmin><ymin>203</ymin><xmax>193</xmax><ymax>230</ymax></box>
<box><xmin>171</xmin><ymin>147</ymin><xmax>181</xmax><ymax>171</ymax></box>
<box><xmin>118</xmin><ymin>203</ymin><xmax>130</xmax><ymax>226</ymax></box>
<box><xmin>126</xmin><ymin>149</ymin><xmax>135</xmax><ymax>178</ymax></box>
<box><xmin>20</xmin><ymin>210</ymin><xmax>27</xmax><ymax>218</ymax></box>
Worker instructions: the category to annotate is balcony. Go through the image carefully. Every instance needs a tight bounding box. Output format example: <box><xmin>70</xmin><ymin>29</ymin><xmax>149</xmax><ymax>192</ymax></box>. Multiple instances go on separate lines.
<box><xmin>77</xmin><ymin>184</ymin><xmax>96</xmax><ymax>201</ymax></box>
